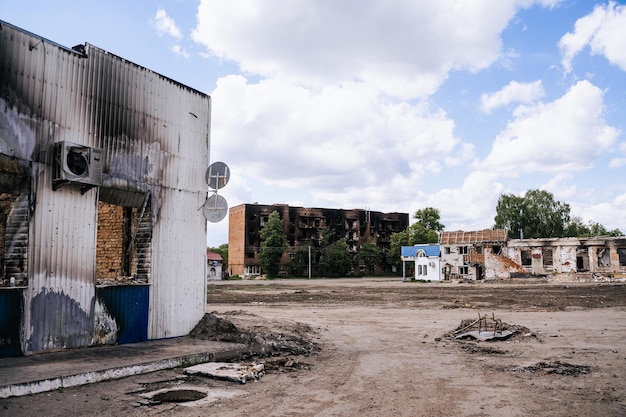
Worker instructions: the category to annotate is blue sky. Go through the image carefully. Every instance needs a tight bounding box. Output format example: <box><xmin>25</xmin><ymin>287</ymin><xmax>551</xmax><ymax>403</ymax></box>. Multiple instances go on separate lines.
<box><xmin>3</xmin><ymin>1</ymin><xmax>626</xmax><ymax>247</ymax></box>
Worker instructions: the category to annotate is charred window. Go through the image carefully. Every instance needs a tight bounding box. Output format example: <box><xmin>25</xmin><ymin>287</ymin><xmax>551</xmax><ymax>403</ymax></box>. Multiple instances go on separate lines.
<box><xmin>521</xmin><ymin>250</ymin><xmax>532</xmax><ymax>266</ymax></box>
<box><xmin>0</xmin><ymin>191</ymin><xmax>29</xmax><ymax>287</ymax></box>
<box><xmin>618</xmin><ymin>248</ymin><xmax>626</xmax><ymax>267</ymax></box>
<box><xmin>96</xmin><ymin>194</ymin><xmax>152</xmax><ymax>285</ymax></box>
<box><xmin>543</xmin><ymin>249</ymin><xmax>553</xmax><ymax>267</ymax></box>
<box><xmin>597</xmin><ymin>248</ymin><xmax>611</xmax><ymax>268</ymax></box>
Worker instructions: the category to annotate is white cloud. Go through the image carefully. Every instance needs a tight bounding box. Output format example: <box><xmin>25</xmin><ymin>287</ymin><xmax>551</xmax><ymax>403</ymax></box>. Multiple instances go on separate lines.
<box><xmin>609</xmin><ymin>141</ymin><xmax>626</xmax><ymax>168</ymax></box>
<box><xmin>559</xmin><ymin>1</ymin><xmax>626</xmax><ymax>73</ymax></box>
<box><xmin>481</xmin><ymin>80</ymin><xmax>619</xmax><ymax>175</ymax></box>
<box><xmin>426</xmin><ymin>171</ymin><xmax>504</xmax><ymax>230</ymax></box>
<box><xmin>541</xmin><ymin>173</ymin><xmax>577</xmax><ymax>201</ymax></box>
<box><xmin>583</xmin><ymin>193</ymin><xmax>626</xmax><ymax>233</ymax></box>
<box><xmin>480</xmin><ymin>80</ymin><xmax>545</xmax><ymax>113</ymax></box>
<box><xmin>192</xmin><ymin>1</ymin><xmax>528</xmax><ymax>99</ymax></box>
<box><xmin>210</xmin><ymin>74</ymin><xmax>471</xmax><ymax>212</ymax></box>
<box><xmin>152</xmin><ymin>8</ymin><xmax>183</xmax><ymax>40</ymax></box>
<box><xmin>171</xmin><ymin>45</ymin><xmax>190</xmax><ymax>58</ymax></box>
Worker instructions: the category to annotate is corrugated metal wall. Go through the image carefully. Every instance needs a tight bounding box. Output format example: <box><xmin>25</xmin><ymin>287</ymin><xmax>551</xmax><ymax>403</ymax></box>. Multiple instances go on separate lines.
<box><xmin>0</xmin><ymin>21</ymin><xmax>210</xmax><ymax>354</ymax></box>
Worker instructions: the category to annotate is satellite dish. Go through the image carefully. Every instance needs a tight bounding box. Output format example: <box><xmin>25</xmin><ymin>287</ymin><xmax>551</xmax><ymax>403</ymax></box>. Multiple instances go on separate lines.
<box><xmin>205</xmin><ymin>161</ymin><xmax>230</xmax><ymax>190</ymax></box>
<box><xmin>203</xmin><ymin>194</ymin><xmax>228</xmax><ymax>223</ymax></box>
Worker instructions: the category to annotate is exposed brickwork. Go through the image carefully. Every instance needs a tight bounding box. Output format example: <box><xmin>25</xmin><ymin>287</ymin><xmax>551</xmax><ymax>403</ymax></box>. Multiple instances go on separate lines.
<box><xmin>96</xmin><ymin>202</ymin><xmax>125</xmax><ymax>281</ymax></box>
<box><xmin>227</xmin><ymin>205</ymin><xmax>246</xmax><ymax>276</ymax></box>
<box><xmin>96</xmin><ymin>202</ymin><xmax>141</xmax><ymax>282</ymax></box>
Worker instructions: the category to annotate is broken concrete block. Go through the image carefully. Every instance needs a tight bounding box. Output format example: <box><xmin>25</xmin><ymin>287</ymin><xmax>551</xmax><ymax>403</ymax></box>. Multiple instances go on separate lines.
<box><xmin>184</xmin><ymin>362</ymin><xmax>264</xmax><ymax>384</ymax></box>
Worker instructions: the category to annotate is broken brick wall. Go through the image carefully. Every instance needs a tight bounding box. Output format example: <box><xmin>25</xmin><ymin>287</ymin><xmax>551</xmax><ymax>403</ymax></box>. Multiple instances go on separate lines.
<box><xmin>96</xmin><ymin>202</ymin><xmax>140</xmax><ymax>282</ymax></box>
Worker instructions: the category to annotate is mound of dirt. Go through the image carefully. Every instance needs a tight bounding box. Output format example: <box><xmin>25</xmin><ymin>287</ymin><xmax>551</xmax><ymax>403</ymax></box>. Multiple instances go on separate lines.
<box><xmin>189</xmin><ymin>312</ymin><xmax>320</xmax><ymax>358</ymax></box>
<box><xmin>510</xmin><ymin>361</ymin><xmax>591</xmax><ymax>377</ymax></box>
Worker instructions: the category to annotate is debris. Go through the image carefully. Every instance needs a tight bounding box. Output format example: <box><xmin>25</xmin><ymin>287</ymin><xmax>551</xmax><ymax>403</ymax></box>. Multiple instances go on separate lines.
<box><xmin>455</xmin><ymin>330</ymin><xmax>514</xmax><ymax>341</ymax></box>
<box><xmin>453</xmin><ymin>312</ymin><xmax>515</xmax><ymax>341</ymax></box>
<box><xmin>184</xmin><ymin>362</ymin><xmax>265</xmax><ymax>384</ymax></box>
<box><xmin>511</xmin><ymin>361</ymin><xmax>591</xmax><ymax>377</ymax></box>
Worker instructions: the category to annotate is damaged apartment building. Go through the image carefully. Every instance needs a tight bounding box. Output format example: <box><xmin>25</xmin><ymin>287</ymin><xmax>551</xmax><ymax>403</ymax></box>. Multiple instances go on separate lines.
<box><xmin>0</xmin><ymin>21</ymin><xmax>211</xmax><ymax>357</ymax></box>
<box><xmin>228</xmin><ymin>203</ymin><xmax>409</xmax><ymax>277</ymax></box>
<box><xmin>436</xmin><ymin>230</ymin><xmax>626</xmax><ymax>281</ymax></box>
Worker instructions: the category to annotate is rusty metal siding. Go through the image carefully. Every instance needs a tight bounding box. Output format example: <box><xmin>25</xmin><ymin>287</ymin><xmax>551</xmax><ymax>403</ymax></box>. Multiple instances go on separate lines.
<box><xmin>1</xmin><ymin>21</ymin><xmax>210</xmax><ymax>353</ymax></box>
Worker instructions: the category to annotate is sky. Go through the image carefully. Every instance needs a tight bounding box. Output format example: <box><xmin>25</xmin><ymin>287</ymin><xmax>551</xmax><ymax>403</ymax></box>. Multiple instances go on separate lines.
<box><xmin>3</xmin><ymin>0</ymin><xmax>626</xmax><ymax>247</ymax></box>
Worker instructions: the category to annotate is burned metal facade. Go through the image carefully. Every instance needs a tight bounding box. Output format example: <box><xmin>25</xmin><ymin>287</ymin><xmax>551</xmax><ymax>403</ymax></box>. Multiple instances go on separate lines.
<box><xmin>228</xmin><ymin>203</ymin><xmax>409</xmax><ymax>277</ymax></box>
<box><xmin>0</xmin><ymin>21</ymin><xmax>210</xmax><ymax>356</ymax></box>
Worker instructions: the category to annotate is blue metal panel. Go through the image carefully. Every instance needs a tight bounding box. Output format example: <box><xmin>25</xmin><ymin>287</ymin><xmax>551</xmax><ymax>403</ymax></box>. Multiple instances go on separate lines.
<box><xmin>0</xmin><ymin>289</ymin><xmax>23</xmax><ymax>357</ymax></box>
<box><xmin>96</xmin><ymin>285</ymin><xmax>149</xmax><ymax>344</ymax></box>
<box><xmin>402</xmin><ymin>245</ymin><xmax>440</xmax><ymax>258</ymax></box>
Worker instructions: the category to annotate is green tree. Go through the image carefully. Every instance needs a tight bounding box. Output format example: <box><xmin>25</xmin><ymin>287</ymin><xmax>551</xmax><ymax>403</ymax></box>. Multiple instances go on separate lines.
<box><xmin>494</xmin><ymin>189</ymin><xmax>570</xmax><ymax>239</ymax></box>
<box><xmin>289</xmin><ymin>246</ymin><xmax>310</xmax><ymax>277</ymax></box>
<box><xmin>565</xmin><ymin>216</ymin><xmax>590</xmax><ymax>237</ymax></box>
<box><xmin>259</xmin><ymin>211</ymin><xmax>288</xmax><ymax>278</ymax></box>
<box><xmin>358</xmin><ymin>239</ymin><xmax>382</xmax><ymax>274</ymax></box>
<box><xmin>320</xmin><ymin>238</ymin><xmax>352</xmax><ymax>277</ymax></box>
<box><xmin>389</xmin><ymin>230</ymin><xmax>410</xmax><ymax>271</ymax></box>
<box><xmin>565</xmin><ymin>217</ymin><xmax>624</xmax><ymax>237</ymax></box>
<box><xmin>409</xmin><ymin>207</ymin><xmax>444</xmax><ymax>244</ymax></box>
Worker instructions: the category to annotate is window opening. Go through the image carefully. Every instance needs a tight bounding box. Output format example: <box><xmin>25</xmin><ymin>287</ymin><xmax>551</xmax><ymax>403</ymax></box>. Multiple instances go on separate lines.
<box><xmin>618</xmin><ymin>248</ymin><xmax>626</xmax><ymax>267</ymax></box>
<box><xmin>543</xmin><ymin>249</ymin><xmax>553</xmax><ymax>267</ymax></box>
<box><xmin>0</xmin><ymin>191</ymin><xmax>29</xmax><ymax>287</ymax></box>
<box><xmin>597</xmin><ymin>248</ymin><xmax>611</xmax><ymax>268</ymax></box>
<box><xmin>96</xmin><ymin>193</ymin><xmax>152</xmax><ymax>285</ymax></box>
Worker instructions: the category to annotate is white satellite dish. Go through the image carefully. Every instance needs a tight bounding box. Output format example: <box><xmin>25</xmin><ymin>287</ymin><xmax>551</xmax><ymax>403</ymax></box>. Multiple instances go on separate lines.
<box><xmin>205</xmin><ymin>161</ymin><xmax>230</xmax><ymax>190</ymax></box>
<box><xmin>203</xmin><ymin>194</ymin><xmax>228</xmax><ymax>223</ymax></box>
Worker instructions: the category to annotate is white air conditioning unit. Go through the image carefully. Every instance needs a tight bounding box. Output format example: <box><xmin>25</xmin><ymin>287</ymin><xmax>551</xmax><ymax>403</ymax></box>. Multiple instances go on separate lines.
<box><xmin>53</xmin><ymin>141</ymin><xmax>102</xmax><ymax>190</ymax></box>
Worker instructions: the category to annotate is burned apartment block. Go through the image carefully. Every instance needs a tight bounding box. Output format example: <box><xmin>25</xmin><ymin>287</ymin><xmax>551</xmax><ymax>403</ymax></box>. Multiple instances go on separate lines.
<box><xmin>228</xmin><ymin>203</ymin><xmax>409</xmax><ymax>277</ymax></box>
<box><xmin>0</xmin><ymin>21</ymin><xmax>211</xmax><ymax>356</ymax></box>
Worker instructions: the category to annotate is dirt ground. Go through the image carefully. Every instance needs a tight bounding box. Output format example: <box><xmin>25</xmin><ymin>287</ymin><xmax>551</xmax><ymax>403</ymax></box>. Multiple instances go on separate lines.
<box><xmin>2</xmin><ymin>277</ymin><xmax>626</xmax><ymax>417</ymax></box>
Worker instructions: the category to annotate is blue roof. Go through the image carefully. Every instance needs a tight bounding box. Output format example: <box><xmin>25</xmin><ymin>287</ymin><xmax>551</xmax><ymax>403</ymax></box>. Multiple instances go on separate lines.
<box><xmin>401</xmin><ymin>244</ymin><xmax>440</xmax><ymax>258</ymax></box>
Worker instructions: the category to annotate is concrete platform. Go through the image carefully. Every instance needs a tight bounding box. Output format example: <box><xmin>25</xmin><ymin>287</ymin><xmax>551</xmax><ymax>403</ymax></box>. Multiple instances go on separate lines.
<box><xmin>0</xmin><ymin>337</ymin><xmax>246</xmax><ymax>398</ymax></box>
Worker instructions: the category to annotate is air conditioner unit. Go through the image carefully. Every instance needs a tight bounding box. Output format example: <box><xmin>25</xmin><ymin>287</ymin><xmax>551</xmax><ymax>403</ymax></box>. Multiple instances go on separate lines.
<box><xmin>53</xmin><ymin>141</ymin><xmax>102</xmax><ymax>190</ymax></box>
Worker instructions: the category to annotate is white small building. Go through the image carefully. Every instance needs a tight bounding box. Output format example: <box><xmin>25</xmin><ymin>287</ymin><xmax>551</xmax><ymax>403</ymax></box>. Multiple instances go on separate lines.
<box><xmin>207</xmin><ymin>251</ymin><xmax>223</xmax><ymax>280</ymax></box>
<box><xmin>401</xmin><ymin>245</ymin><xmax>441</xmax><ymax>281</ymax></box>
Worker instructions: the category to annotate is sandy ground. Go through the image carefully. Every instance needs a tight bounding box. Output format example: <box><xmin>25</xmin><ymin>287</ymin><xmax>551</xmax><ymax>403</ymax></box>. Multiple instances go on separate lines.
<box><xmin>2</xmin><ymin>278</ymin><xmax>625</xmax><ymax>417</ymax></box>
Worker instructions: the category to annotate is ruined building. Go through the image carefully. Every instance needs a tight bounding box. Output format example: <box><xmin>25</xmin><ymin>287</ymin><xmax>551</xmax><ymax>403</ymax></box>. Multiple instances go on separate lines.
<box><xmin>0</xmin><ymin>21</ymin><xmax>211</xmax><ymax>356</ymax></box>
<box><xmin>228</xmin><ymin>203</ymin><xmax>409</xmax><ymax>277</ymax></box>
<box><xmin>435</xmin><ymin>230</ymin><xmax>626</xmax><ymax>281</ymax></box>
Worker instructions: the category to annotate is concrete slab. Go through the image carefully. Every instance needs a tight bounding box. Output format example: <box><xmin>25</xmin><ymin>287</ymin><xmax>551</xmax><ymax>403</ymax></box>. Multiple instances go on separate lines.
<box><xmin>0</xmin><ymin>337</ymin><xmax>246</xmax><ymax>398</ymax></box>
<box><xmin>184</xmin><ymin>362</ymin><xmax>265</xmax><ymax>384</ymax></box>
